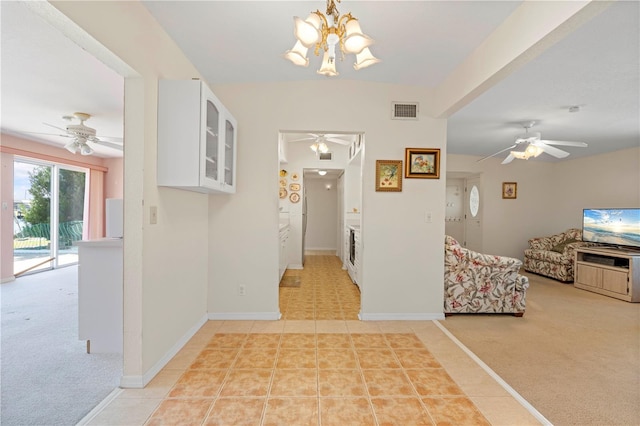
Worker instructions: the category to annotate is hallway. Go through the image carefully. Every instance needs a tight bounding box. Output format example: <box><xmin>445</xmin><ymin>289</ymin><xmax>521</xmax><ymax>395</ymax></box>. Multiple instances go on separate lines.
<box><xmin>279</xmin><ymin>254</ymin><xmax>360</xmax><ymax>320</ymax></box>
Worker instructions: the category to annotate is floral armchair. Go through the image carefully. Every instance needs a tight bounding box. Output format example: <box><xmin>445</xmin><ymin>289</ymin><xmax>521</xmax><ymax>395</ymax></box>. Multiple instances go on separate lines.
<box><xmin>444</xmin><ymin>235</ymin><xmax>529</xmax><ymax>316</ymax></box>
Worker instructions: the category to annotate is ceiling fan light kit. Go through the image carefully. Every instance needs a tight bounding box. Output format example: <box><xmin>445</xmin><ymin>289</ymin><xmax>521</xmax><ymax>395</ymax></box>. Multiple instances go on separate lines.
<box><xmin>310</xmin><ymin>141</ymin><xmax>329</xmax><ymax>154</ymax></box>
<box><xmin>284</xmin><ymin>0</ymin><xmax>380</xmax><ymax>76</ymax></box>
<box><xmin>34</xmin><ymin>111</ymin><xmax>124</xmax><ymax>156</ymax></box>
<box><xmin>479</xmin><ymin>120</ymin><xmax>588</xmax><ymax>165</ymax></box>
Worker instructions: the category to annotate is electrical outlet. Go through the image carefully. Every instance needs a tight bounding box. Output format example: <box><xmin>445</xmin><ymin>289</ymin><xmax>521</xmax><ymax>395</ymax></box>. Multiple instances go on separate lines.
<box><xmin>238</xmin><ymin>284</ymin><xmax>246</xmax><ymax>296</ymax></box>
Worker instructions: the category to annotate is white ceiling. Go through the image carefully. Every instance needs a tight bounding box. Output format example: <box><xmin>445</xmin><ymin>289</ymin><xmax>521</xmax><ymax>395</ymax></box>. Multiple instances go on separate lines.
<box><xmin>1</xmin><ymin>1</ymin><xmax>638</xmax><ymax>162</ymax></box>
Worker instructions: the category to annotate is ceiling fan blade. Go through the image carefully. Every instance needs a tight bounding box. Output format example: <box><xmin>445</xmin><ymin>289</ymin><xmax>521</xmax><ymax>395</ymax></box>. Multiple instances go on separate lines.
<box><xmin>322</xmin><ymin>134</ymin><xmax>353</xmax><ymax>140</ymax></box>
<box><xmin>43</xmin><ymin>122</ymin><xmax>68</xmax><ymax>132</ymax></box>
<box><xmin>288</xmin><ymin>137</ymin><xmax>316</xmax><ymax>143</ymax></box>
<box><xmin>535</xmin><ymin>142</ymin><xmax>570</xmax><ymax>158</ymax></box>
<box><xmin>90</xmin><ymin>140</ymin><xmax>123</xmax><ymax>151</ymax></box>
<box><xmin>539</xmin><ymin>139</ymin><xmax>588</xmax><ymax>147</ymax></box>
<box><xmin>96</xmin><ymin>135</ymin><xmax>124</xmax><ymax>143</ymax></box>
<box><xmin>501</xmin><ymin>153</ymin><xmax>515</xmax><ymax>164</ymax></box>
<box><xmin>23</xmin><ymin>130</ymin><xmax>71</xmax><ymax>138</ymax></box>
<box><xmin>325</xmin><ymin>137</ymin><xmax>352</xmax><ymax>145</ymax></box>
<box><xmin>477</xmin><ymin>144</ymin><xmax>517</xmax><ymax>162</ymax></box>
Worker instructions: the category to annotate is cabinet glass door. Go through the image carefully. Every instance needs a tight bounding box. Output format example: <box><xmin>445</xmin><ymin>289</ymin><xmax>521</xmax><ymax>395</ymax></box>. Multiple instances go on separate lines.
<box><xmin>224</xmin><ymin>119</ymin><xmax>235</xmax><ymax>186</ymax></box>
<box><xmin>205</xmin><ymin>100</ymin><xmax>220</xmax><ymax>182</ymax></box>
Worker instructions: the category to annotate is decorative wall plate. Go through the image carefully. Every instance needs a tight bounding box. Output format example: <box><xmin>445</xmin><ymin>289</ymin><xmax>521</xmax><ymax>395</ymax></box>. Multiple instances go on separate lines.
<box><xmin>279</xmin><ymin>169</ymin><xmax>288</xmax><ymax>177</ymax></box>
<box><xmin>289</xmin><ymin>192</ymin><xmax>300</xmax><ymax>203</ymax></box>
<box><xmin>291</xmin><ymin>173</ymin><xmax>299</xmax><ymax>181</ymax></box>
<box><xmin>279</xmin><ymin>187</ymin><xmax>287</xmax><ymax>199</ymax></box>
<box><xmin>279</xmin><ymin>178</ymin><xmax>287</xmax><ymax>187</ymax></box>
<box><xmin>289</xmin><ymin>183</ymin><xmax>300</xmax><ymax>191</ymax></box>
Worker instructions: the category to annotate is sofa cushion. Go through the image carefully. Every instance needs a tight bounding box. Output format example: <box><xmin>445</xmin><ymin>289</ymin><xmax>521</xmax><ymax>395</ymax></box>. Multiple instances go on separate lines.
<box><xmin>524</xmin><ymin>248</ymin><xmax>571</xmax><ymax>265</ymax></box>
<box><xmin>551</xmin><ymin>238</ymin><xmax>579</xmax><ymax>253</ymax></box>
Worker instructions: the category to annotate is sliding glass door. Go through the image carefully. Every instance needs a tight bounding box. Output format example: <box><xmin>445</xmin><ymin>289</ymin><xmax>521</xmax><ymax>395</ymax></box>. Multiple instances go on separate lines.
<box><xmin>13</xmin><ymin>160</ymin><xmax>87</xmax><ymax>276</ymax></box>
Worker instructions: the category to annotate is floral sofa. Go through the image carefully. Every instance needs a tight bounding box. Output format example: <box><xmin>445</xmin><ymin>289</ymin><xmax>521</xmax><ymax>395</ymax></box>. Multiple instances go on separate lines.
<box><xmin>523</xmin><ymin>228</ymin><xmax>599</xmax><ymax>282</ymax></box>
<box><xmin>444</xmin><ymin>235</ymin><xmax>529</xmax><ymax>316</ymax></box>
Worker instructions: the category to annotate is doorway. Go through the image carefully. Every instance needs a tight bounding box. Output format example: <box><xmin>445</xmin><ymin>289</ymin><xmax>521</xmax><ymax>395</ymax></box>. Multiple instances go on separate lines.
<box><xmin>13</xmin><ymin>159</ymin><xmax>87</xmax><ymax>276</ymax></box>
<box><xmin>464</xmin><ymin>176</ymin><xmax>483</xmax><ymax>251</ymax></box>
<box><xmin>445</xmin><ymin>173</ymin><xmax>483</xmax><ymax>250</ymax></box>
<box><xmin>278</xmin><ymin>131</ymin><xmax>364</xmax><ymax>319</ymax></box>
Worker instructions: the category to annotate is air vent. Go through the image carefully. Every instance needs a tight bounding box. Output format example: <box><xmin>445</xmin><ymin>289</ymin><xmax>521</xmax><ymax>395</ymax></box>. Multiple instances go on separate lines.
<box><xmin>319</xmin><ymin>152</ymin><xmax>333</xmax><ymax>161</ymax></box>
<box><xmin>391</xmin><ymin>102</ymin><xmax>419</xmax><ymax>120</ymax></box>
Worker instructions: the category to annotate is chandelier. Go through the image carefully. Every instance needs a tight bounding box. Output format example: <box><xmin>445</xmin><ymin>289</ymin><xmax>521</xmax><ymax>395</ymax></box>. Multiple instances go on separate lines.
<box><xmin>510</xmin><ymin>144</ymin><xmax>543</xmax><ymax>160</ymax></box>
<box><xmin>65</xmin><ymin>138</ymin><xmax>94</xmax><ymax>156</ymax></box>
<box><xmin>283</xmin><ymin>0</ymin><xmax>380</xmax><ymax>76</ymax></box>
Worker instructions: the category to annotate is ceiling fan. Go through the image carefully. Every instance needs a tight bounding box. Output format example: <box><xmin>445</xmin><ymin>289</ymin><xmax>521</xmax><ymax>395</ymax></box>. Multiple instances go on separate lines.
<box><xmin>288</xmin><ymin>133</ymin><xmax>355</xmax><ymax>145</ymax></box>
<box><xmin>479</xmin><ymin>121</ymin><xmax>588</xmax><ymax>164</ymax></box>
<box><xmin>288</xmin><ymin>132</ymin><xmax>356</xmax><ymax>155</ymax></box>
<box><xmin>28</xmin><ymin>112</ymin><xmax>123</xmax><ymax>155</ymax></box>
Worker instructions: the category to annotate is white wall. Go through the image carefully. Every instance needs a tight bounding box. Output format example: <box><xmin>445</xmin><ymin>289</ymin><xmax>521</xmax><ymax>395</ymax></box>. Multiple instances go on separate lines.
<box><xmin>305</xmin><ymin>177</ymin><xmax>338</xmax><ymax>251</ymax></box>
<box><xmin>51</xmin><ymin>1</ymin><xmax>210</xmax><ymax>384</ymax></box>
<box><xmin>211</xmin><ymin>81</ymin><xmax>446</xmax><ymax>319</ymax></box>
<box><xmin>448</xmin><ymin>146</ymin><xmax>640</xmax><ymax>259</ymax></box>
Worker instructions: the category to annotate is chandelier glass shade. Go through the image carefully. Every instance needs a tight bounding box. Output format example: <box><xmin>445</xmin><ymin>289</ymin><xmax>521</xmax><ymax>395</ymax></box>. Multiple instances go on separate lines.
<box><xmin>511</xmin><ymin>144</ymin><xmax>543</xmax><ymax>160</ymax></box>
<box><xmin>284</xmin><ymin>0</ymin><xmax>380</xmax><ymax>76</ymax></box>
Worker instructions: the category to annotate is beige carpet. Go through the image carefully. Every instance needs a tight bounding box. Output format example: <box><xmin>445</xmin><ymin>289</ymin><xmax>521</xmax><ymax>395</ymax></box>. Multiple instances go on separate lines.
<box><xmin>440</xmin><ymin>272</ymin><xmax>640</xmax><ymax>426</ymax></box>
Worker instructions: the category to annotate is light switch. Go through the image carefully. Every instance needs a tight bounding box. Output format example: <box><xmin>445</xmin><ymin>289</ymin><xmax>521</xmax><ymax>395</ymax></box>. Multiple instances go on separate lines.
<box><xmin>150</xmin><ymin>206</ymin><xmax>158</xmax><ymax>224</ymax></box>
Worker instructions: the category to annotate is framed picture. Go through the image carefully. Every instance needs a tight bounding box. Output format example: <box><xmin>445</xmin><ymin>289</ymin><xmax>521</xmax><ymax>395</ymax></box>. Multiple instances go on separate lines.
<box><xmin>405</xmin><ymin>148</ymin><xmax>440</xmax><ymax>179</ymax></box>
<box><xmin>375</xmin><ymin>160</ymin><xmax>403</xmax><ymax>192</ymax></box>
<box><xmin>502</xmin><ymin>182</ymin><xmax>517</xmax><ymax>199</ymax></box>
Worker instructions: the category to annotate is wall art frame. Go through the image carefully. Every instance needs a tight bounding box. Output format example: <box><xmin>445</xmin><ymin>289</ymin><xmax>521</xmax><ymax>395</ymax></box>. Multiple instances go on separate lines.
<box><xmin>502</xmin><ymin>182</ymin><xmax>517</xmax><ymax>199</ymax></box>
<box><xmin>375</xmin><ymin>160</ymin><xmax>403</xmax><ymax>192</ymax></box>
<box><xmin>405</xmin><ymin>148</ymin><xmax>440</xmax><ymax>179</ymax></box>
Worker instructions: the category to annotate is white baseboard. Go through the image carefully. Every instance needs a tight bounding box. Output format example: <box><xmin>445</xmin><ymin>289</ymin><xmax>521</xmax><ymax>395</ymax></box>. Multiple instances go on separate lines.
<box><xmin>359</xmin><ymin>312</ymin><xmax>445</xmax><ymax>321</ymax></box>
<box><xmin>1</xmin><ymin>276</ymin><xmax>16</xmax><ymax>284</ymax></box>
<box><xmin>288</xmin><ymin>264</ymin><xmax>303</xmax><ymax>270</ymax></box>
<box><xmin>208</xmin><ymin>312</ymin><xmax>280</xmax><ymax>320</ymax></box>
<box><xmin>119</xmin><ymin>313</ymin><xmax>208</xmax><ymax>389</ymax></box>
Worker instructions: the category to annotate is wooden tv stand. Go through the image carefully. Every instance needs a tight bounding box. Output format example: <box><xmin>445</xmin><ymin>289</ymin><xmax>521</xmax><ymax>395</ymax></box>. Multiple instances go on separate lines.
<box><xmin>574</xmin><ymin>247</ymin><xmax>640</xmax><ymax>302</ymax></box>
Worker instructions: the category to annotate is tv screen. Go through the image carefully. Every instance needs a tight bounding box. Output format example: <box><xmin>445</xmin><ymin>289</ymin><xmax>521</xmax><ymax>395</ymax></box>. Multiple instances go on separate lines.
<box><xmin>582</xmin><ymin>208</ymin><xmax>640</xmax><ymax>249</ymax></box>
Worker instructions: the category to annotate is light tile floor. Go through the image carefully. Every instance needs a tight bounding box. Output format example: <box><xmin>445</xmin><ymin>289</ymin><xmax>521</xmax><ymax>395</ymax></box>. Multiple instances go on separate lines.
<box><xmin>85</xmin><ymin>255</ymin><xmax>542</xmax><ymax>425</ymax></box>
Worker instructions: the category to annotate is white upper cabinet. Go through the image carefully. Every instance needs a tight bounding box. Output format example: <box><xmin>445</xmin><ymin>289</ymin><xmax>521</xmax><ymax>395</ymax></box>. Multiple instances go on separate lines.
<box><xmin>158</xmin><ymin>79</ymin><xmax>237</xmax><ymax>194</ymax></box>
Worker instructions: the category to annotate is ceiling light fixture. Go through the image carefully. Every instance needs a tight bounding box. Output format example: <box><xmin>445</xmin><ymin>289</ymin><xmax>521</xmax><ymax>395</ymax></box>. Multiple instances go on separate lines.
<box><xmin>510</xmin><ymin>144</ymin><xmax>543</xmax><ymax>160</ymax></box>
<box><xmin>283</xmin><ymin>0</ymin><xmax>380</xmax><ymax>76</ymax></box>
<box><xmin>310</xmin><ymin>142</ymin><xmax>329</xmax><ymax>154</ymax></box>
<box><xmin>318</xmin><ymin>170</ymin><xmax>328</xmax><ymax>176</ymax></box>
<box><xmin>65</xmin><ymin>137</ymin><xmax>94</xmax><ymax>156</ymax></box>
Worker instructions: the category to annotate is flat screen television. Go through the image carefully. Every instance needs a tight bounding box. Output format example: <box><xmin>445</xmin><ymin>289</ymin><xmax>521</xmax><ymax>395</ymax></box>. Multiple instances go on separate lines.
<box><xmin>582</xmin><ymin>208</ymin><xmax>640</xmax><ymax>249</ymax></box>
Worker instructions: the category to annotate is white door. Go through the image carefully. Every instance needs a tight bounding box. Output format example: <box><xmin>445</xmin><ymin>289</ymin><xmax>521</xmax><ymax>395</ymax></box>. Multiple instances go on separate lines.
<box><xmin>464</xmin><ymin>177</ymin><xmax>483</xmax><ymax>251</ymax></box>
